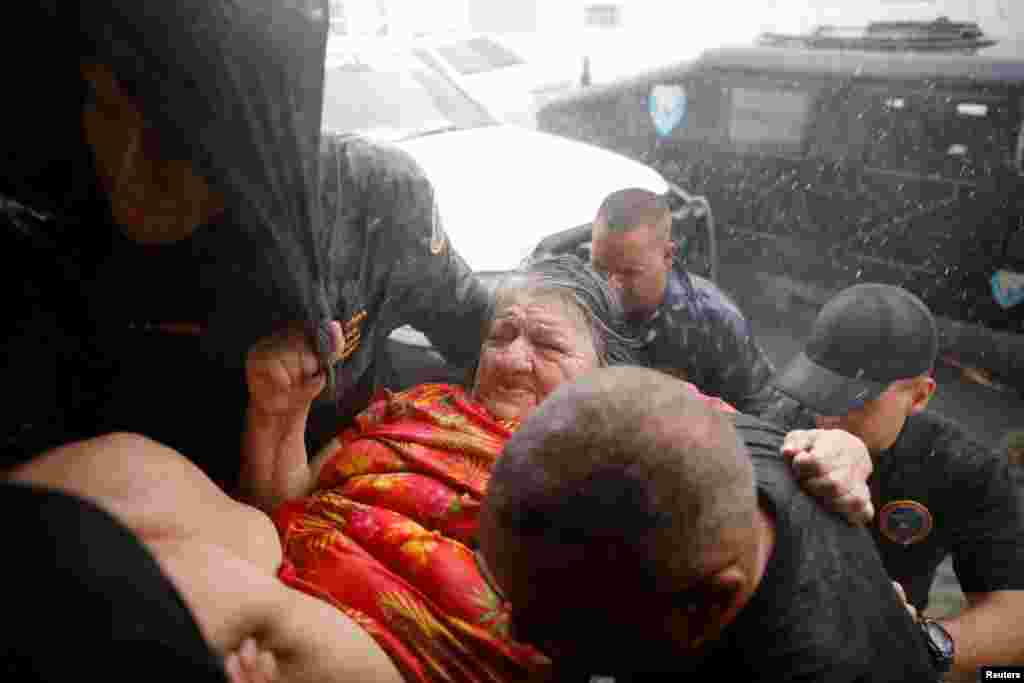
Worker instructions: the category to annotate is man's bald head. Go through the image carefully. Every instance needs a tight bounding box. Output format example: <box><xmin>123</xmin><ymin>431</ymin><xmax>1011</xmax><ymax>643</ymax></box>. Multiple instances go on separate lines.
<box><xmin>482</xmin><ymin>366</ymin><xmax>757</xmax><ymax>593</ymax></box>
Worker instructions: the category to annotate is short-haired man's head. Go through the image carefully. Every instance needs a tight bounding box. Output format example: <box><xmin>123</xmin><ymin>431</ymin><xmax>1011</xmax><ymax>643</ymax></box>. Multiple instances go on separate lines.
<box><xmin>590</xmin><ymin>189</ymin><xmax>674</xmax><ymax>319</ymax></box>
<box><xmin>594</xmin><ymin>188</ymin><xmax>672</xmax><ymax>240</ymax></box>
<box><xmin>480</xmin><ymin>367</ymin><xmax>757</xmax><ymax>669</ymax></box>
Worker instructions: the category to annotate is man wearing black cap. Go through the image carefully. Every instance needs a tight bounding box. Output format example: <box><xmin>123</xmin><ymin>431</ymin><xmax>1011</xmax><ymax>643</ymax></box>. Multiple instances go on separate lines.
<box><xmin>769</xmin><ymin>283</ymin><xmax>1024</xmax><ymax>680</ymax></box>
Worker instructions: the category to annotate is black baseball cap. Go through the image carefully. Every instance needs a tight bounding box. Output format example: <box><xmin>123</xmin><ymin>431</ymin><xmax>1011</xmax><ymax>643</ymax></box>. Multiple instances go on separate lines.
<box><xmin>772</xmin><ymin>283</ymin><xmax>938</xmax><ymax>416</ymax></box>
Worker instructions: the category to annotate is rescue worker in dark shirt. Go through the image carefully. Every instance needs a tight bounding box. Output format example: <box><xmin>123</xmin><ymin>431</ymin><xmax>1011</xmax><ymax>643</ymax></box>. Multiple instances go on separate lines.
<box><xmin>479</xmin><ymin>366</ymin><xmax>937</xmax><ymax>682</ymax></box>
<box><xmin>767</xmin><ymin>282</ymin><xmax>1024</xmax><ymax>680</ymax></box>
<box><xmin>588</xmin><ymin>188</ymin><xmax>776</xmax><ymax>416</ymax></box>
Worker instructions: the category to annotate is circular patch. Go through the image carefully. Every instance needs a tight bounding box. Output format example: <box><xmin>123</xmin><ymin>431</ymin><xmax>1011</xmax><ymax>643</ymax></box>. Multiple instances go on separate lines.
<box><xmin>879</xmin><ymin>500</ymin><xmax>933</xmax><ymax>546</ymax></box>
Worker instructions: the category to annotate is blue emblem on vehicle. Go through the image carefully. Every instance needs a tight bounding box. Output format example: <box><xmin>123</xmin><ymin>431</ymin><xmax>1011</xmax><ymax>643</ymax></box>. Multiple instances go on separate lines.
<box><xmin>991</xmin><ymin>270</ymin><xmax>1024</xmax><ymax>309</ymax></box>
<box><xmin>649</xmin><ymin>84</ymin><xmax>687</xmax><ymax>138</ymax></box>
<box><xmin>879</xmin><ymin>500</ymin><xmax>933</xmax><ymax>546</ymax></box>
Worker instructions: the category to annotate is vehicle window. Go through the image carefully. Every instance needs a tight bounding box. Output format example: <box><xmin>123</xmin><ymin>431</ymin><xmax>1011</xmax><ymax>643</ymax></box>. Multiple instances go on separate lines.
<box><xmin>436</xmin><ymin>37</ymin><xmax>525</xmax><ymax>76</ymax></box>
<box><xmin>730</xmin><ymin>87</ymin><xmax>809</xmax><ymax>144</ymax></box>
<box><xmin>725</xmin><ymin>85</ymin><xmax>814</xmax><ymax>156</ymax></box>
<box><xmin>584</xmin><ymin>4</ymin><xmax>622</xmax><ymax>28</ymax></box>
<box><xmin>847</xmin><ymin>85</ymin><xmax>1019</xmax><ymax>180</ymax></box>
<box><xmin>322</xmin><ymin>49</ymin><xmax>495</xmax><ymax>137</ymax></box>
<box><xmin>934</xmin><ymin>92</ymin><xmax>1018</xmax><ymax>179</ymax></box>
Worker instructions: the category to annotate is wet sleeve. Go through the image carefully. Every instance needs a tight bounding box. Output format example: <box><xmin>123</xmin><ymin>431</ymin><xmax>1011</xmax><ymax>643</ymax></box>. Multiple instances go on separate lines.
<box><xmin>732</xmin><ymin>413</ymin><xmax>789</xmax><ymax>461</ymax></box>
<box><xmin>699</xmin><ymin>303</ymin><xmax>777</xmax><ymax>417</ymax></box>
<box><xmin>355</xmin><ymin>141</ymin><xmax>492</xmax><ymax>369</ymax></box>
<box><xmin>947</xmin><ymin>439</ymin><xmax>1024</xmax><ymax>593</ymax></box>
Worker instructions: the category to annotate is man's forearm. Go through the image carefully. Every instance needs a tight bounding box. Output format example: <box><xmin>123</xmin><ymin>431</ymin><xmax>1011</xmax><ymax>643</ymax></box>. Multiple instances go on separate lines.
<box><xmin>939</xmin><ymin>590</ymin><xmax>1024</xmax><ymax>680</ymax></box>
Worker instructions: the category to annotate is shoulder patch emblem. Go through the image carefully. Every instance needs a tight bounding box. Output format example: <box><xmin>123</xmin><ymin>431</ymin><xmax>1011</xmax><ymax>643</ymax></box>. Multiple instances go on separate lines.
<box><xmin>331</xmin><ymin>309</ymin><xmax>367</xmax><ymax>364</ymax></box>
<box><xmin>879</xmin><ymin>500</ymin><xmax>933</xmax><ymax>546</ymax></box>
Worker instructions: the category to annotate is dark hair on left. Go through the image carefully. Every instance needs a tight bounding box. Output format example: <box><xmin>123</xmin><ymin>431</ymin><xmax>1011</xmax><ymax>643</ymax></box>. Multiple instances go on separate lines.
<box><xmin>496</xmin><ymin>253</ymin><xmax>640</xmax><ymax>367</ymax></box>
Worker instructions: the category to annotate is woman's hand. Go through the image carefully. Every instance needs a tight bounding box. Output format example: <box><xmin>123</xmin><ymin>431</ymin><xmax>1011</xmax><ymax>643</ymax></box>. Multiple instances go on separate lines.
<box><xmin>782</xmin><ymin>429</ymin><xmax>874</xmax><ymax>526</ymax></box>
<box><xmin>246</xmin><ymin>322</ymin><xmax>342</xmax><ymax>419</ymax></box>
<box><xmin>240</xmin><ymin>322</ymin><xmax>343</xmax><ymax>512</ymax></box>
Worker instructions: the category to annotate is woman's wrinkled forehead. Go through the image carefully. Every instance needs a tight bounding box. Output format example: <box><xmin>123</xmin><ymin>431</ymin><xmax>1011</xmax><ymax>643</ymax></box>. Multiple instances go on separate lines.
<box><xmin>492</xmin><ymin>282</ymin><xmax>592</xmax><ymax>333</ymax></box>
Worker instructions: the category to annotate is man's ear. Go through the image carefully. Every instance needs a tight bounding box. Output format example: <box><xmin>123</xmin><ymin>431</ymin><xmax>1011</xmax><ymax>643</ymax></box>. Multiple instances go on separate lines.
<box><xmin>667</xmin><ymin>567</ymin><xmax>746</xmax><ymax>652</ymax></box>
<box><xmin>909</xmin><ymin>376</ymin><xmax>936</xmax><ymax>415</ymax></box>
<box><xmin>663</xmin><ymin>239</ymin><xmax>677</xmax><ymax>267</ymax></box>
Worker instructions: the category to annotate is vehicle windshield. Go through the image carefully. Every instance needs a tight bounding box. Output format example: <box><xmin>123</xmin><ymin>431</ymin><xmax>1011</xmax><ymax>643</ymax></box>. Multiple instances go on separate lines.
<box><xmin>322</xmin><ymin>47</ymin><xmax>497</xmax><ymax>140</ymax></box>
<box><xmin>434</xmin><ymin>37</ymin><xmax>527</xmax><ymax>75</ymax></box>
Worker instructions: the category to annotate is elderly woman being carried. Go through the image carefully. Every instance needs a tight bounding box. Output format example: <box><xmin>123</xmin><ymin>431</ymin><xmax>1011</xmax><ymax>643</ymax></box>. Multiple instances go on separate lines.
<box><xmin>241</xmin><ymin>254</ymin><xmax>872</xmax><ymax>682</ymax></box>
<box><xmin>8</xmin><ymin>255</ymin><xmax>873</xmax><ymax>683</ymax></box>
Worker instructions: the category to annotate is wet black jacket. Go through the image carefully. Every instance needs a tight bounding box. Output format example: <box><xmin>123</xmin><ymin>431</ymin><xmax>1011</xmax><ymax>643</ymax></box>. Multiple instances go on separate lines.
<box><xmin>1</xmin><ymin>135</ymin><xmax>489</xmax><ymax>489</ymax></box>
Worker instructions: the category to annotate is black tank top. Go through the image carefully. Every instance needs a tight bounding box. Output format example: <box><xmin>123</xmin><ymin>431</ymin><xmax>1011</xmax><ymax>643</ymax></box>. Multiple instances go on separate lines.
<box><xmin>75</xmin><ymin>221</ymin><xmax>247</xmax><ymax>490</ymax></box>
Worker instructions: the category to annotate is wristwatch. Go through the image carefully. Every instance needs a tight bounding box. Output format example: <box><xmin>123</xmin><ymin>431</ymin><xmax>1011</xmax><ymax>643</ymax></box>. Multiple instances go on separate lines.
<box><xmin>920</xmin><ymin>618</ymin><xmax>955</xmax><ymax>674</ymax></box>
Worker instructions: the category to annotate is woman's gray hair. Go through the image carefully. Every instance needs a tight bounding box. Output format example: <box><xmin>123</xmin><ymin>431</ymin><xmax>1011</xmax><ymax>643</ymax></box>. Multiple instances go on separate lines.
<box><xmin>493</xmin><ymin>253</ymin><xmax>640</xmax><ymax>366</ymax></box>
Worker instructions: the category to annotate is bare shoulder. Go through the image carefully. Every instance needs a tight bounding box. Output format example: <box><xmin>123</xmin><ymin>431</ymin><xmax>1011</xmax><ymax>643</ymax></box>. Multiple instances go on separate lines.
<box><xmin>7</xmin><ymin>432</ymin><xmax>281</xmax><ymax>573</ymax></box>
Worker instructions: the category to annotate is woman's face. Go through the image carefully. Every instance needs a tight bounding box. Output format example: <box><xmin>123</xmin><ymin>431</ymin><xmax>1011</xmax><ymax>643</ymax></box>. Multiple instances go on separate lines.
<box><xmin>474</xmin><ymin>289</ymin><xmax>600</xmax><ymax>422</ymax></box>
<box><xmin>81</xmin><ymin>63</ymin><xmax>224</xmax><ymax>244</ymax></box>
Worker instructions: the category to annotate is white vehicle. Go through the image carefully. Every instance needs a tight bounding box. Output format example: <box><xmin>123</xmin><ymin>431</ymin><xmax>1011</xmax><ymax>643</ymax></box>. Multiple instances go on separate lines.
<box><xmin>321</xmin><ymin>43</ymin><xmax>673</xmax><ymax>380</ymax></box>
<box><xmin>323</xmin><ymin>44</ymin><xmax>668</xmax><ymax>273</ymax></box>
<box><xmin>408</xmin><ymin>33</ymin><xmax>579</xmax><ymax>128</ymax></box>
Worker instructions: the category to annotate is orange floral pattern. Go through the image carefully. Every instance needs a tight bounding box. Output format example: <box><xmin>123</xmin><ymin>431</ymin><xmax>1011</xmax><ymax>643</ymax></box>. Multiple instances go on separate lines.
<box><xmin>275</xmin><ymin>384</ymin><xmax>545</xmax><ymax>683</ymax></box>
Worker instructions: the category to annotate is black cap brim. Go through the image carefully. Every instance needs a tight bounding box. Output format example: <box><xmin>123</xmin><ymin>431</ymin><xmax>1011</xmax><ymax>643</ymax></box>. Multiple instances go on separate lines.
<box><xmin>771</xmin><ymin>352</ymin><xmax>887</xmax><ymax>417</ymax></box>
